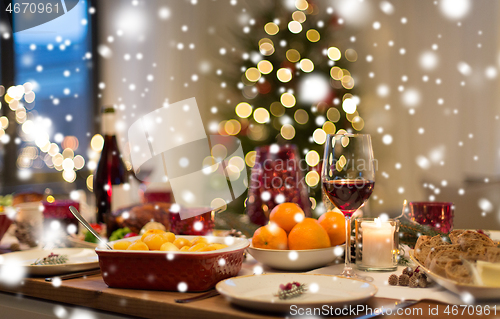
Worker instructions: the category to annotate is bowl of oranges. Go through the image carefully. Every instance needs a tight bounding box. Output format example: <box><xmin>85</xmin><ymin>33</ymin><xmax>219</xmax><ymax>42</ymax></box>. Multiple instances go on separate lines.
<box><xmin>95</xmin><ymin>229</ymin><xmax>249</xmax><ymax>292</ymax></box>
<box><xmin>247</xmin><ymin>203</ymin><xmax>346</xmax><ymax>271</ymax></box>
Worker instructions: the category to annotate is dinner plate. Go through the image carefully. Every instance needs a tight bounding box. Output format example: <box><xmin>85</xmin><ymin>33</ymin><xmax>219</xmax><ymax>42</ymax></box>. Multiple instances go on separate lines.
<box><xmin>0</xmin><ymin>248</ymin><xmax>99</xmax><ymax>276</ymax></box>
<box><xmin>216</xmin><ymin>273</ymin><xmax>377</xmax><ymax>313</ymax></box>
<box><xmin>246</xmin><ymin>244</ymin><xmax>345</xmax><ymax>271</ymax></box>
<box><xmin>409</xmin><ymin>230</ymin><xmax>500</xmax><ymax>300</ymax></box>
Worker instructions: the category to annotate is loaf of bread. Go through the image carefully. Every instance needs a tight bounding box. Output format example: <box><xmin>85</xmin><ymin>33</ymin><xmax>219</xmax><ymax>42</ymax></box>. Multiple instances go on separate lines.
<box><xmin>414</xmin><ymin>235</ymin><xmax>449</xmax><ymax>264</ymax></box>
<box><xmin>424</xmin><ymin>244</ymin><xmax>460</xmax><ymax>268</ymax></box>
<box><xmin>456</xmin><ymin>230</ymin><xmax>495</xmax><ymax>247</ymax></box>
<box><xmin>445</xmin><ymin>259</ymin><xmax>473</xmax><ymax>284</ymax></box>
<box><xmin>486</xmin><ymin>247</ymin><xmax>500</xmax><ymax>263</ymax></box>
<box><xmin>428</xmin><ymin>249</ymin><xmax>465</xmax><ymax>277</ymax></box>
<box><xmin>414</xmin><ymin>229</ymin><xmax>498</xmax><ymax>285</ymax></box>
<box><xmin>449</xmin><ymin>229</ymin><xmax>466</xmax><ymax>244</ymax></box>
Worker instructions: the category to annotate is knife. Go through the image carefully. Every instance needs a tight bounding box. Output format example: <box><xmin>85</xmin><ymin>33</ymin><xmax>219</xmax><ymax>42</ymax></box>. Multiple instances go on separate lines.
<box><xmin>355</xmin><ymin>300</ymin><xmax>419</xmax><ymax>319</ymax></box>
<box><xmin>45</xmin><ymin>269</ymin><xmax>101</xmax><ymax>282</ymax></box>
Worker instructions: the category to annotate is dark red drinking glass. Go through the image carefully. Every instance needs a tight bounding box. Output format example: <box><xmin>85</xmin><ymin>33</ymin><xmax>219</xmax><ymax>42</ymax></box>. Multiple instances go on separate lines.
<box><xmin>42</xmin><ymin>200</ymin><xmax>79</xmax><ymax>234</ymax></box>
<box><xmin>408</xmin><ymin>202</ymin><xmax>454</xmax><ymax>233</ymax></box>
<box><xmin>245</xmin><ymin>144</ymin><xmax>311</xmax><ymax>226</ymax></box>
<box><xmin>169</xmin><ymin>207</ymin><xmax>214</xmax><ymax>235</ymax></box>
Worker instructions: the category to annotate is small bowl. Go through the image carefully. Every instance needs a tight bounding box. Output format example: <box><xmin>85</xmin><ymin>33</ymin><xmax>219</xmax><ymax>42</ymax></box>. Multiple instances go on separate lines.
<box><xmin>96</xmin><ymin>235</ymin><xmax>249</xmax><ymax>292</ymax></box>
<box><xmin>247</xmin><ymin>244</ymin><xmax>344</xmax><ymax>271</ymax></box>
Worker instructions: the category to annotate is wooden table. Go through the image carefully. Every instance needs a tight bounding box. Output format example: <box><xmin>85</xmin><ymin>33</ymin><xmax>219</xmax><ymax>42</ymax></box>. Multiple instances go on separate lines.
<box><xmin>0</xmin><ymin>274</ymin><xmax>497</xmax><ymax>319</ymax></box>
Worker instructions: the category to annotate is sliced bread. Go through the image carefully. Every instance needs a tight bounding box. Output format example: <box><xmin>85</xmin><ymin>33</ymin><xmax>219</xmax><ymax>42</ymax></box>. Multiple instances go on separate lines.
<box><xmin>428</xmin><ymin>249</ymin><xmax>465</xmax><ymax>277</ymax></box>
<box><xmin>444</xmin><ymin>259</ymin><xmax>472</xmax><ymax>284</ymax></box>
<box><xmin>424</xmin><ymin>244</ymin><xmax>460</xmax><ymax>268</ymax></box>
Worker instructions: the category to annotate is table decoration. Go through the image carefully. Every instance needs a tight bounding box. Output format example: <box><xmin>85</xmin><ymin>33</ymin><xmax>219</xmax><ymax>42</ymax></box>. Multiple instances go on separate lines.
<box><xmin>275</xmin><ymin>282</ymin><xmax>308</xmax><ymax>300</ymax></box>
<box><xmin>169</xmin><ymin>207</ymin><xmax>214</xmax><ymax>236</ymax></box>
<box><xmin>31</xmin><ymin>252</ymin><xmax>68</xmax><ymax>265</ymax></box>
<box><xmin>409</xmin><ymin>202</ymin><xmax>454</xmax><ymax>233</ymax></box>
<box><xmin>355</xmin><ymin>218</ymin><xmax>399</xmax><ymax>271</ymax></box>
<box><xmin>14</xmin><ymin>201</ymin><xmax>44</xmax><ymax>247</ymax></box>
<box><xmin>246</xmin><ymin>144</ymin><xmax>311</xmax><ymax>226</ymax></box>
<box><xmin>42</xmin><ymin>199</ymin><xmax>79</xmax><ymax>235</ymax></box>
<box><xmin>0</xmin><ymin>208</ymin><xmax>14</xmax><ymax>243</ymax></box>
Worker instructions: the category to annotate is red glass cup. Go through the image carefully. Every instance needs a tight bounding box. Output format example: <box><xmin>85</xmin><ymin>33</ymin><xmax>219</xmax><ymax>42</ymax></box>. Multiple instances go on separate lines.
<box><xmin>42</xmin><ymin>200</ymin><xmax>79</xmax><ymax>234</ymax></box>
<box><xmin>408</xmin><ymin>202</ymin><xmax>454</xmax><ymax>233</ymax></box>
<box><xmin>246</xmin><ymin>144</ymin><xmax>311</xmax><ymax>226</ymax></box>
<box><xmin>169</xmin><ymin>207</ymin><xmax>214</xmax><ymax>236</ymax></box>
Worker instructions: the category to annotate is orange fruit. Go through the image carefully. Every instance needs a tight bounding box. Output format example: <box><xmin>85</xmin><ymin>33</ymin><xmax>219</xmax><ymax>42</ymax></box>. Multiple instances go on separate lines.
<box><xmin>318</xmin><ymin>211</ymin><xmax>346</xmax><ymax>246</ymax></box>
<box><xmin>288</xmin><ymin>218</ymin><xmax>331</xmax><ymax>250</ymax></box>
<box><xmin>269</xmin><ymin>203</ymin><xmax>305</xmax><ymax>233</ymax></box>
<box><xmin>252</xmin><ymin>223</ymin><xmax>288</xmax><ymax>250</ymax></box>
<box><xmin>179</xmin><ymin>246</ymin><xmax>190</xmax><ymax>251</ymax></box>
<box><xmin>127</xmin><ymin>240</ymin><xmax>149</xmax><ymax>251</ymax></box>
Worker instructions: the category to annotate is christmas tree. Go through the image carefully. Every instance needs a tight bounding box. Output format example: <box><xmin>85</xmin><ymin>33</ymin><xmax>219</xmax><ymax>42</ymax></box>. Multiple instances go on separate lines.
<box><xmin>217</xmin><ymin>0</ymin><xmax>364</xmax><ymax>232</ymax></box>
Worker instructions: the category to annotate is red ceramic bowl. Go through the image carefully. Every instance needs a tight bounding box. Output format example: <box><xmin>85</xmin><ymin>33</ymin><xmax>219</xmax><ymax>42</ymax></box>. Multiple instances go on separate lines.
<box><xmin>0</xmin><ymin>212</ymin><xmax>13</xmax><ymax>242</ymax></box>
<box><xmin>96</xmin><ymin>235</ymin><xmax>249</xmax><ymax>292</ymax></box>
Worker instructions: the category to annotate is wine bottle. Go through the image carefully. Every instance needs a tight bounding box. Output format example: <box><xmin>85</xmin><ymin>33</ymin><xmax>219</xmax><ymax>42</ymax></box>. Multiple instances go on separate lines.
<box><xmin>94</xmin><ymin>106</ymin><xmax>135</xmax><ymax>225</ymax></box>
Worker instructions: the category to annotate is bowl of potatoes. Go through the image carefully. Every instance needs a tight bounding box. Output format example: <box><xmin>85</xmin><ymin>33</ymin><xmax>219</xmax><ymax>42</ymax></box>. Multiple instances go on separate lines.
<box><xmin>95</xmin><ymin>229</ymin><xmax>249</xmax><ymax>292</ymax></box>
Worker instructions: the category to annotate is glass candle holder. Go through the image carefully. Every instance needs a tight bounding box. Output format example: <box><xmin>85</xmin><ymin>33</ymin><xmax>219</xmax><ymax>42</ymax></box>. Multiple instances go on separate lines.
<box><xmin>355</xmin><ymin>218</ymin><xmax>399</xmax><ymax>271</ymax></box>
<box><xmin>169</xmin><ymin>207</ymin><xmax>214</xmax><ymax>235</ymax></box>
<box><xmin>408</xmin><ymin>202</ymin><xmax>453</xmax><ymax>233</ymax></box>
<box><xmin>246</xmin><ymin>144</ymin><xmax>311</xmax><ymax>225</ymax></box>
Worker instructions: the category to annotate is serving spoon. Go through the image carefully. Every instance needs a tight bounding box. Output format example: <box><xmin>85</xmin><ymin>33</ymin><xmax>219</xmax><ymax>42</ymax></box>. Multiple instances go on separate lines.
<box><xmin>69</xmin><ymin>206</ymin><xmax>113</xmax><ymax>250</ymax></box>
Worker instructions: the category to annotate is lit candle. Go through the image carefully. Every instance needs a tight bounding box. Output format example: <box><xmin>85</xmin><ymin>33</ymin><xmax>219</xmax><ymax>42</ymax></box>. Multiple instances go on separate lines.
<box><xmin>361</xmin><ymin>218</ymin><xmax>395</xmax><ymax>268</ymax></box>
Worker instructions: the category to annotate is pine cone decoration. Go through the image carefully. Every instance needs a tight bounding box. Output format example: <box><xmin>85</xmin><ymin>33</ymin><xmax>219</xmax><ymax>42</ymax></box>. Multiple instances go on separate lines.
<box><xmin>398</xmin><ymin>274</ymin><xmax>410</xmax><ymax>286</ymax></box>
<box><xmin>228</xmin><ymin>229</ymin><xmax>246</xmax><ymax>238</ymax></box>
<box><xmin>402</xmin><ymin>267</ymin><xmax>413</xmax><ymax>277</ymax></box>
<box><xmin>388</xmin><ymin>274</ymin><xmax>398</xmax><ymax>286</ymax></box>
<box><xmin>409</xmin><ymin>275</ymin><xmax>419</xmax><ymax>288</ymax></box>
<box><xmin>419</xmin><ymin>274</ymin><xmax>428</xmax><ymax>288</ymax></box>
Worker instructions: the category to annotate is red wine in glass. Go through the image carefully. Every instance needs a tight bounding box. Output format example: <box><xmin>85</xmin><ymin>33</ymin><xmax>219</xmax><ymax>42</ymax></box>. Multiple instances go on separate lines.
<box><xmin>321</xmin><ymin>133</ymin><xmax>375</xmax><ymax>280</ymax></box>
<box><xmin>323</xmin><ymin>180</ymin><xmax>375</xmax><ymax>217</ymax></box>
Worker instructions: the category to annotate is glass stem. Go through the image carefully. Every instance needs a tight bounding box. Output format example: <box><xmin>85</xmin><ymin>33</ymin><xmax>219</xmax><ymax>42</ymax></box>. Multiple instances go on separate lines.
<box><xmin>344</xmin><ymin>216</ymin><xmax>353</xmax><ymax>274</ymax></box>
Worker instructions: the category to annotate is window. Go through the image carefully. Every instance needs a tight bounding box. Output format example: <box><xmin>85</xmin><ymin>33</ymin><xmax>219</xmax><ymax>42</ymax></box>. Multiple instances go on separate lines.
<box><xmin>2</xmin><ymin>0</ymin><xmax>94</xmax><ymax>191</ymax></box>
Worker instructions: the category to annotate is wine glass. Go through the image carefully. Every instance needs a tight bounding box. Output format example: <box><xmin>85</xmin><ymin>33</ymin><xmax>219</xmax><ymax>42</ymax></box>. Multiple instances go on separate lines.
<box><xmin>322</xmin><ymin>134</ymin><xmax>375</xmax><ymax>279</ymax></box>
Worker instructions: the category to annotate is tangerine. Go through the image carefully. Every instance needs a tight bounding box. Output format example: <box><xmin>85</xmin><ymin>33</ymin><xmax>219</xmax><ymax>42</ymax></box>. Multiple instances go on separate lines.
<box><xmin>269</xmin><ymin>203</ymin><xmax>305</xmax><ymax>233</ymax></box>
<box><xmin>252</xmin><ymin>222</ymin><xmax>288</xmax><ymax>250</ymax></box>
<box><xmin>288</xmin><ymin>218</ymin><xmax>331</xmax><ymax>250</ymax></box>
<box><xmin>318</xmin><ymin>211</ymin><xmax>346</xmax><ymax>246</ymax></box>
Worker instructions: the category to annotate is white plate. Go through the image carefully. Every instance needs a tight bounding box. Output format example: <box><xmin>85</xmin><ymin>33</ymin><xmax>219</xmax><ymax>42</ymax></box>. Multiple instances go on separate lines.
<box><xmin>0</xmin><ymin>248</ymin><xmax>99</xmax><ymax>276</ymax></box>
<box><xmin>66</xmin><ymin>236</ymin><xmax>99</xmax><ymax>249</ymax></box>
<box><xmin>409</xmin><ymin>229</ymin><xmax>500</xmax><ymax>300</ymax></box>
<box><xmin>246</xmin><ymin>245</ymin><xmax>344</xmax><ymax>271</ymax></box>
<box><xmin>216</xmin><ymin>273</ymin><xmax>377</xmax><ymax>313</ymax></box>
